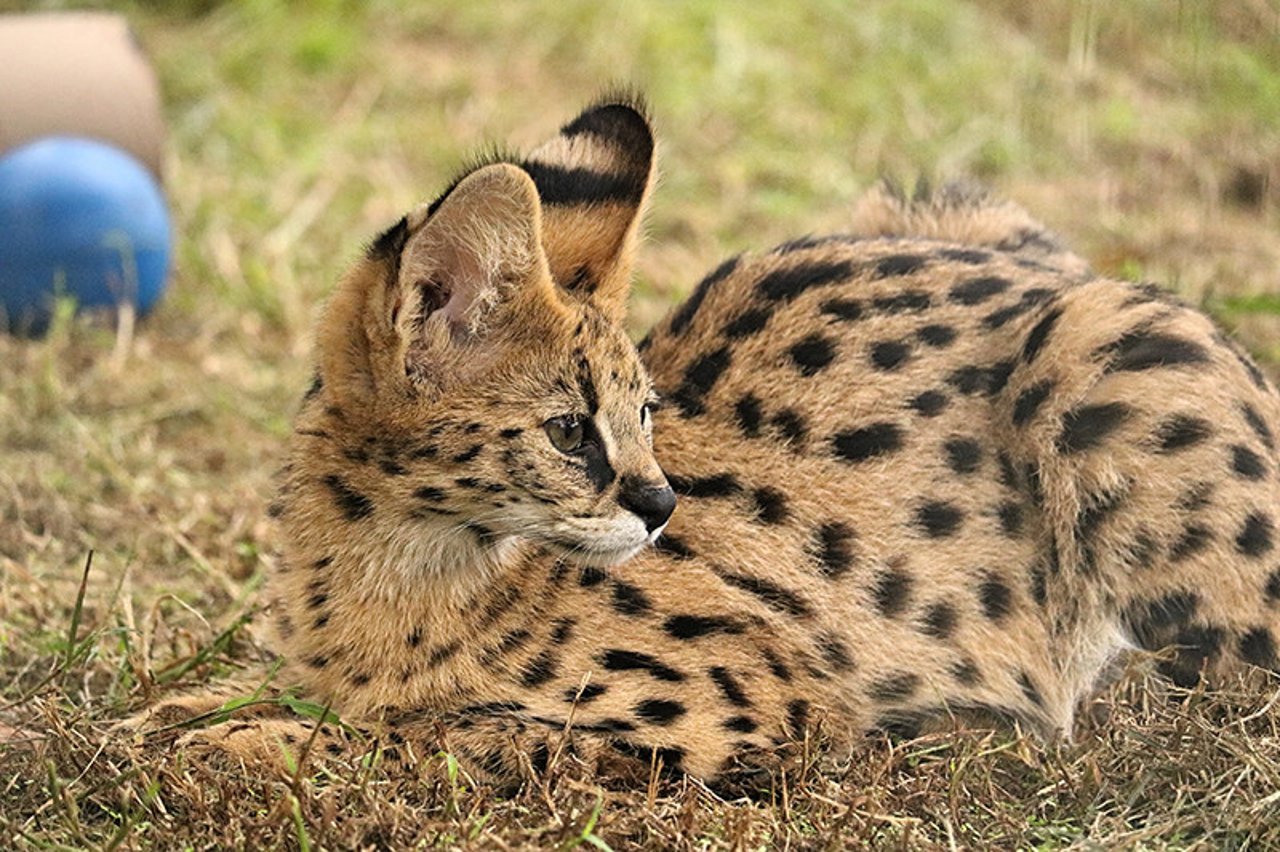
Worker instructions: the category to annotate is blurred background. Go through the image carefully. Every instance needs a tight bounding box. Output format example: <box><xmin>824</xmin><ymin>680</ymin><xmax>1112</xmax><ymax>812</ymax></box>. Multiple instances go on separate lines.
<box><xmin>2</xmin><ymin>0</ymin><xmax>1278</xmax><ymax>734</ymax></box>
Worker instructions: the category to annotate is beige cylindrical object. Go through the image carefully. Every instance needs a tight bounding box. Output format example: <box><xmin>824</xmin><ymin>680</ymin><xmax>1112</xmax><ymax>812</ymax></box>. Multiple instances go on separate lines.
<box><xmin>0</xmin><ymin>12</ymin><xmax>165</xmax><ymax>178</ymax></box>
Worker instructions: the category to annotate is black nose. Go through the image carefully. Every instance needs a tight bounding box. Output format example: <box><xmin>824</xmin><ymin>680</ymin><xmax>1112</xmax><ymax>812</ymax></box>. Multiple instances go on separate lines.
<box><xmin>618</xmin><ymin>477</ymin><xmax>677</xmax><ymax>533</ymax></box>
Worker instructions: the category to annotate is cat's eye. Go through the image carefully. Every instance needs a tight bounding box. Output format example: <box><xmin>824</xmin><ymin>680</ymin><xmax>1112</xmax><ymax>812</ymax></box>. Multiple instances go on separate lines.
<box><xmin>545</xmin><ymin>415</ymin><xmax>586</xmax><ymax>453</ymax></box>
<box><xmin>641</xmin><ymin>398</ymin><xmax>662</xmax><ymax>429</ymax></box>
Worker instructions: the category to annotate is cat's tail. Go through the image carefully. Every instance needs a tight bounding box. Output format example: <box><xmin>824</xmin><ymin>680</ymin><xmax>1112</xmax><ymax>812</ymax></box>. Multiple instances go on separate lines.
<box><xmin>851</xmin><ymin>179</ymin><xmax>1092</xmax><ymax>280</ymax></box>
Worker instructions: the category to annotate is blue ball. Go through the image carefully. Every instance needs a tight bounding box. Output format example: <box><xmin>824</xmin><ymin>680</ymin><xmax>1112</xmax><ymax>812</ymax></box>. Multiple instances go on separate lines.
<box><xmin>0</xmin><ymin>137</ymin><xmax>171</xmax><ymax>336</ymax></box>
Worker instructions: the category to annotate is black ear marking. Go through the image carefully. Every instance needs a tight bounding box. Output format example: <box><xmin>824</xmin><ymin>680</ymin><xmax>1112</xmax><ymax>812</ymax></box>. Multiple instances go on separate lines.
<box><xmin>368</xmin><ymin>216</ymin><xmax>409</xmax><ymax>261</ymax></box>
<box><xmin>559</xmin><ymin>98</ymin><xmax>654</xmax><ymax>172</ymax></box>
<box><xmin>518</xmin><ymin>159</ymin><xmax>647</xmax><ymax>207</ymax></box>
<box><xmin>367</xmin><ymin>216</ymin><xmax>410</xmax><ymax>280</ymax></box>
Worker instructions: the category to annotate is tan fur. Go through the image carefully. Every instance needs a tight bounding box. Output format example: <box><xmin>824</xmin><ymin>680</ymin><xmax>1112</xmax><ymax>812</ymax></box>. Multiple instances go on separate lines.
<box><xmin>129</xmin><ymin>101</ymin><xmax>1280</xmax><ymax>786</ymax></box>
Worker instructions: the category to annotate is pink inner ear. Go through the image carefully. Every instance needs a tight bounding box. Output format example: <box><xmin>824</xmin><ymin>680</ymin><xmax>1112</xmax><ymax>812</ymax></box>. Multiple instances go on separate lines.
<box><xmin>411</xmin><ymin>241</ymin><xmax>486</xmax><ymax>336</ymax></box>
<box><xmin>416</xmin><ymin>278</ymin><xmax>451</xmax><ymax>324</ymax></box>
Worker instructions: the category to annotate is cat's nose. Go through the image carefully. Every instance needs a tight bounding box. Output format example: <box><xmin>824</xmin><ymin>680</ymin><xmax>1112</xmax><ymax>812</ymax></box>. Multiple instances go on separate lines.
<box><xmin>618</xmin><ymin>476</ymin><xmax>677</xmax><ymax>532</ymax></box>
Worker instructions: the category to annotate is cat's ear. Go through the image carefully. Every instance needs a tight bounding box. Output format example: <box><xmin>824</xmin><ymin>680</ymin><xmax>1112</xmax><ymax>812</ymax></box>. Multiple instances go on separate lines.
<box><xmin>320</xmin><ymin>163</ymin><xmax>558</xmax><ymax>406</ymax></box>
<box><xmin>522</xmin><ymin>97</ymin><xmax>655</xmax><ymax>324</ymax></box>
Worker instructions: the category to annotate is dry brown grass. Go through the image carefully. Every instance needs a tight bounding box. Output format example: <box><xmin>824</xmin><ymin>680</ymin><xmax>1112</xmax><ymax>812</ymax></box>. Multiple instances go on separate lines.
<box><xmin>3</xmin><ymin>0</ymin><xmax>1280</xmax><ymax>847</ymax></box>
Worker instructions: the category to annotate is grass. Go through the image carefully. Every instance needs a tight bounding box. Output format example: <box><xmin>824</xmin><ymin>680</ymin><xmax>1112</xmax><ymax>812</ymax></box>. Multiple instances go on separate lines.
<box><xmin>2</xmin><ymin>0</ymin><xmax>1279</xmax><ymax>847</ymax></box>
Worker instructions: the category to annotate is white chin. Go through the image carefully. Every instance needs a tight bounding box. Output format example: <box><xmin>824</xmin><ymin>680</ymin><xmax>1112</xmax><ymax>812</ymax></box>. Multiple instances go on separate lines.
<box><xmin>552</xmin><ymin>541</ymin><xmax>645</xmax><ymax>567</ymax></box>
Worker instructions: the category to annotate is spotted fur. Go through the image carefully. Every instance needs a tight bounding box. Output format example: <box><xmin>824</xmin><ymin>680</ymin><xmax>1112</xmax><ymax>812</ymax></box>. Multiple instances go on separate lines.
<box><xmin>131</xmin><ymin>98</ymin><xmax>1280</xmax><ymax>786</ymax></box>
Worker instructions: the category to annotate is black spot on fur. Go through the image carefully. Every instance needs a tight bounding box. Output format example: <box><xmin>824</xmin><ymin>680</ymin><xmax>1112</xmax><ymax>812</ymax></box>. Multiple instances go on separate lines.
<box><xmin>1266</xmin><ymin>569</ymin><xmax>1280</xmax><ymax>602</ymax></box>
<box><xmin>1057</xmin><ymin>402</ymin><xmax>1132</xmax><ymax>453</ymax></box>
<box><xmin>1163</xmin><ymin>626</ymin><xmax>1227</xmax><ymax>687</ymax></box>
<box><xmin>982</xmin><ymin>291</ymin><xmax>1050</xmax><ymax>329</ymax></box>
<box><xmin>323</xmin><ymin>475</ymin><xmax>373</xmax><ymax>521</ymax></box>
<box><xmin>979</xmin><ymin>574</ymin><xmax>1013</xmax><ymax>621</ymax></box>
<box><xmin>917</xmin><ymin>324</ymin><xmax>956</xmax><ymax>347</ymax></box>
<box><xmin>943</xmin><ymin>437</ymin><xmax>982</xmax><ymax>474</ymax></box>
<box><xmin>772</xmin><ymin>409</ymin><xmax>809</xmax><ymax>446</ymax></box>
<box><xmin>873</xmin><ymin>714</ymin><xmax>927</xmax><ymax>740</ymax></box>
<box><xmin>873</xmin><ymin>290</ymin><xmax>932</xmax><ymax>313</ymax></box>
<box><xmin>521</xmin><ymin>652</ymin><xmax>559</xmax><ymax>687</ymax></box>
<box><xmin>952</xmin><ymin>658</ymin><xmax>982</xmax><ymax>686</ymax></box>
<box><xmin>427</xmin><ymin>640</ymin><xmax>462</xmax><ymax>668</ymax></box>
<box><xmin>921</xmin><ymin>602</ymin><xmax>957</xmax><ymax>639</ymax></box>
<box><xmin>1029</xmin><ymin>559</ymin><xmax>1048</xmax><ymax>607</ymax></box>
<box><xmin>667</xmin><ymin>472</ymin><xmax>742</xmax><ymax>498</ymax></box>
<box><xmin>1075</xmin><ymin>484</ymin><xmax>1128</xmax><ymax>546</ymax></box>
<box><xmin>734</xmin><ymin>394</ymin><xmax>763</xmax><ymax>438</ymax></box>
<box><xmin>1127</xmin><ymin>531</ymin><xmax>1160</xmax><ymax>571</ymax></box>
<box><xmin>871</xmin><ymin>340</ymin><xmax>912</xmax><ymax>371</ymax></box>
<box><xmin>611</xmin><ymin>581</ymin><xmax>652</xmax><ymax>616</ymax></box>
<box><xmin>601</xmin><ymin>649</ymin><xmax>685</xmax><ymax>682</ymax></box>
<box><xmin>1241</xmin><ymin>403</ymin><xmax>1275</xmax><ymax>450</ymax></box>
<box><xmin>566</xmin><ymin>683</ymin><xmax>607</xmax><ymax>704</ymax></box>
<box><xmin>757</xmin><ymin>261</ymin><xmax>855</xmax><ymax>302</ymax></box>
<box><xmin>908</xmin><ymin>389</ymin><xmax>949</xmax><ymax>418</ymax></box>
<box><xmin>950</xmin><ymin>276</ymin><xmax>1012</xmax><ymax>305</ymax></box>
<box><xmin>789</xmin><ymin>334</ymin><xmax>838</xmax><ymax>375</ymax></box>
<box><xmin>786</xmin><ymin>699</ymin><xmax>810</xmax><ymax>736</ymax></box>
<box><xmin>752</xmin><ymin>487</ymin><xmax>789</xmax><ymax>524</ymax></box>
<box><xmin>1170</xmin><ymin>524</ymin><xmax>1213</xmax><ymax>561</ymax></box>
<box><xmin>821</xmin><ymin>298</ymin><xmax>864</xmax><ymax>321</ymax></box>
<box><xmin>947</xmin><ymin>362</ymin><xmax>1014</xmax><ymax>397</ymax></box>
<box><xmin>573</xmin><ymin>352</ymin><xmax>600</xmax><ymax>415</ymax></box>
<box><xmin>1101</xmin><ymin>329</ymin><xmax>1210</xmax><ymax>373</ymax></box>
<box><xmin>940</xmin><ymin>248</ymin><xmax>991</xmax><ymax>264</ymax></box>
<box><xmin>997</xmin><ymin>452</ymin><xmax>1019</xmax><ymax>489</ymax></box>
<box><xmin>812</xmin><ymin>522</ymin><xmax>855</xmax><ymax>579</ymax></box>
<box><xmin>723</xmin><ymin>716</ymin><xmax>758</xmax><ymax>733</ymax></box>
<box><xmin>833</xmin><ymin>422</ymin><xmax>903</xmax><ymax>462</ymax></box>
<box><xmin>578</xmin><ymin>566</ymin><xmax>607</xmax><ymax>587</ymax></box>
<box><xmin>634</xmin><ymin>699</ymin><xmax>686</xmax><ymax>726</ymax></box>
<box><xmin>817</xmin><ymin>632</ymin><xmax>855</xmax><ymax>671</ymax></box>
<box><xmin>916</xmin><ymin>502</ymin><xmax>964</xmax><ymax>537</ymax></box>
<box><xmin>1125</xmin><ymin>592</ymin><xmax>1200</xmax><ymax>650</ymax></box>
<box><xmin>1154</xmin><ymin>414</ymin><xmax>1212</xmax><ymax>453</ymax></box>
<box><xmin>747</xmin><ymin>651</ymin><xmax>786</xmax><ymax>687</ymax></box>
<box><xmin>551</xmin><ymin>617</ymin><xmax>576</xmax><ymax>644</ymax></box>
<box><xmin>1021</xmin><ymin>307</ymin><xmax>1063</xmax><ymax>363</ymax></box>
<box><xmin>1179</xmin><ymin>482</ymin><xmax>1214</xmax><ymax>514</ymax></box>
<box><xmin>723</xmin><ymin>308</ymin><xmax>771</xmax><ymax>339</ymax></box>
<box><xmin>653</xmin><ymin>533</ymin><xmax>694</xmax><ymax>560</ymax></box>
<box><xmin>672</xmin><ymin>346</ymin><xmax>732</xmax><ymax>417</ymax></box>
<box><xmin>997</xmin><ymin>501</ymin><xmax>1024</xmax><ymax>537</ymax></box>
<box><xmin>870</xmin><ymin>673</ymin><xmax>919</xmax><ymax>702</ymax></box>
<box><xmin>709</xmin><ymin>667</ymin><xmax>752</xmax><ymax>707</ymax></box>
<box><xmin>1240</xmin><ymin>627</ymin><xmax>1278</xmax><ymax>668</ymax></box>
<box><xmin>1236</xmin><ymin>512</ymin><xmax>1274</xmax><ymax>558</ymax></box>
<box><xmin>873</xmin><ymin>568</ymin><xmax>913</xmax><ymax>616</ymax></box>
<box><xmin>665</xmin><ymin>615</ymin><xmax>743</xmax><ymax>640</ymax></box>
<box><xmin>1018</xmin><ymin>671</ymin><xmax>1045</xmax><ymax>708</ymax></box>
<box><xmin>1231</xmin><ymin>444</ymin><xmax>1268</xmax><ymax>480</ymax></box>
<box><xmin>452</xmin><ymin>444</ymin><xmax>483</xmax><ymax>463</ymax></box>
<box><xmin>720</xmin><ymin>571</ymin><xmax>813</xmax><ymax>618</ymax></box>
<box><xmin>671</xmin><ymin>256</ymin><xmax>740</xmax><ymax>335</ymax></box>
<box><xmin>874</xmin><ymin>254</ymin><xmax>929</xmax><ymax>278</ymax></box>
